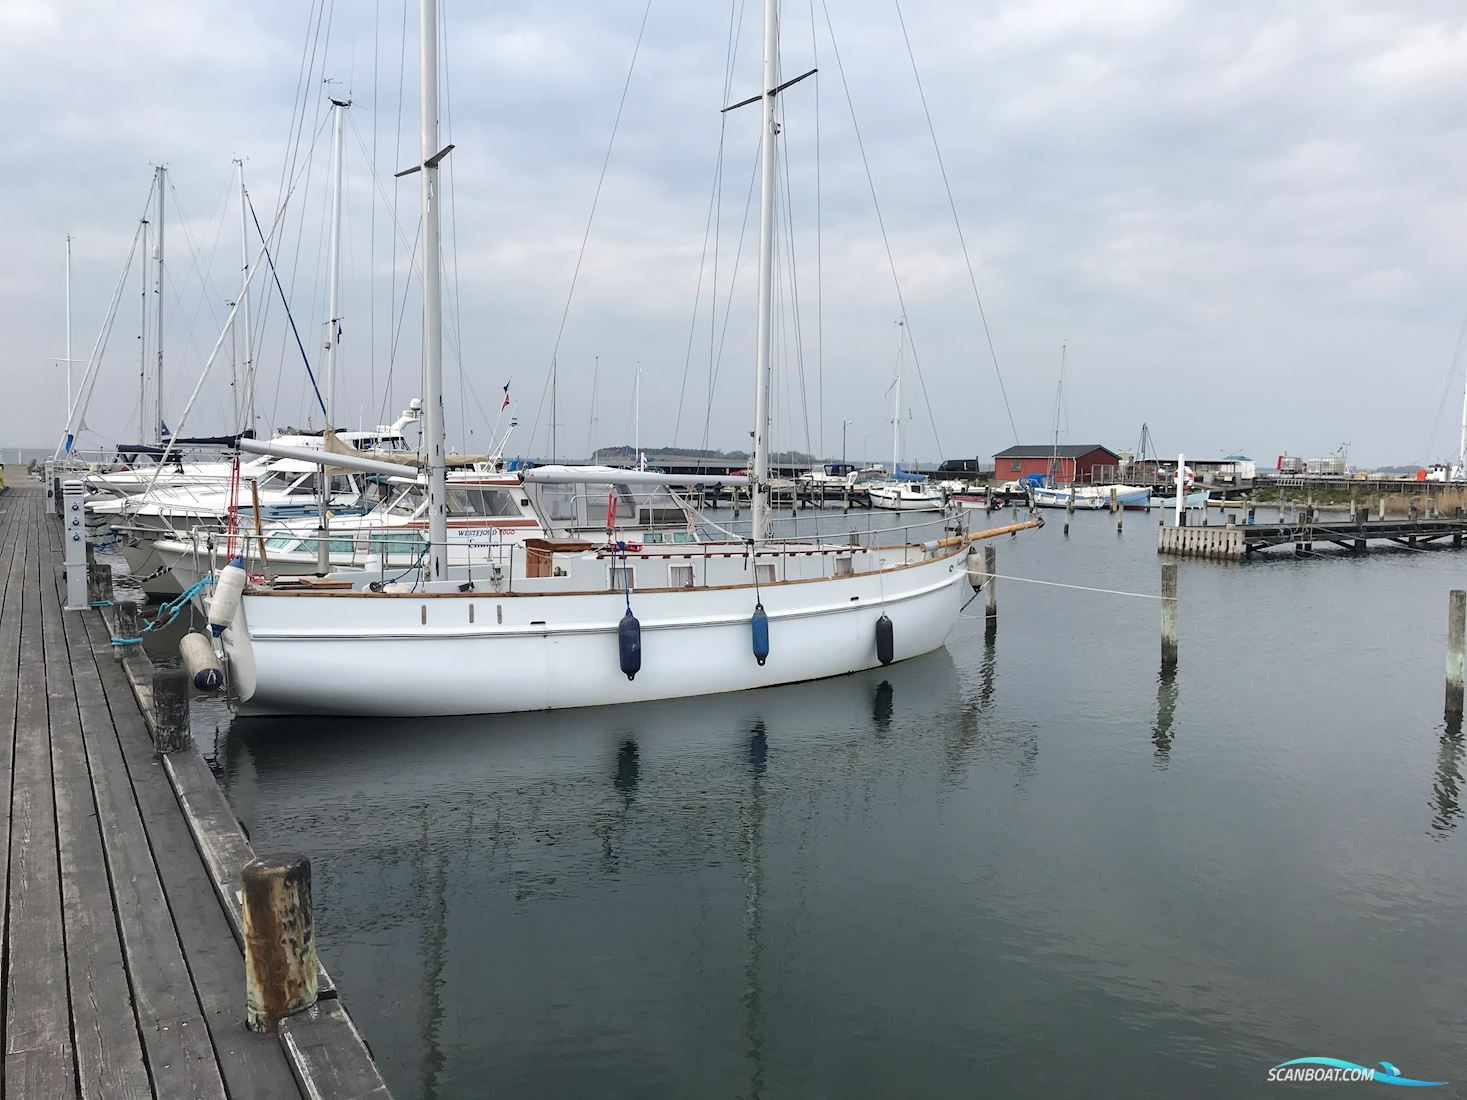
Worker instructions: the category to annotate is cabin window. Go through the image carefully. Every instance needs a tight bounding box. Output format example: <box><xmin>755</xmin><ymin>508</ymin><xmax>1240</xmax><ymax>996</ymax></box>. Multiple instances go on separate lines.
<box><xmin>609</xmin><ymin>565</ymin><xmax>635</xmax><ymax>591</ymax></box>
<box><xmin>370</xmin><ymin>532</ymin><xmax>428</xmax><ymax>556</ymax></box>
<box><xmin>539</xmin><ymin>486</ymin><xmax>578</xmax><ymax>522</ymax></box>
<box><xmin>297</xmin><ymin>538</ymin><xmax>358</xmax><ymax>555</ymax></box>
<box><xmin>264</xmin><ymin>536</ymin><xmax>297</xmax><ymax>551</ymax></box>
<box><xmin>445</xmin><ymin>487</ymin><xmax>521</xmax><ymax>517</ymax></box>
<box><xmin>287</xmin><ymin>473</ymin><xmax>319</xmax><ymax>496</ymax></box>
<box><xmin>669</xmin><ymin>563</ymin><xmax>694</xmax><ymax>589</ymax></box>
<box><xmin>834</xmin><ymin>556</ymin><xmax>853</xmax><ymax>576</ymax></box>
<box><xmin>755</xmin><ymin>563</ymin><xmax>776</xmax><ymax>585</ymax></box>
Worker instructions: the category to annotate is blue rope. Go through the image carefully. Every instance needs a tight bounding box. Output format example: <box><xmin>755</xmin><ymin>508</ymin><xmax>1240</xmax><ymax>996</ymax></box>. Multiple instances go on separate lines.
<box><xmin>111</xmin><ymin>578</ymin><xmax>211</xmax><ymax>646</ymax></box>
<box><xmin>616</xmin><ymin>540</ymin><xmax>631</xmax><ymax>612</ymax></box>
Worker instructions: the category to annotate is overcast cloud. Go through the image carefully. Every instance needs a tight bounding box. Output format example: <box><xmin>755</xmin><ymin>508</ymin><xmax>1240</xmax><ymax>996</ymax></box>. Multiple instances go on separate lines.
<box><xmin>3</xmin><ymin>0</ymin><xmax>1466</xmax><ymax>468</ymax></box>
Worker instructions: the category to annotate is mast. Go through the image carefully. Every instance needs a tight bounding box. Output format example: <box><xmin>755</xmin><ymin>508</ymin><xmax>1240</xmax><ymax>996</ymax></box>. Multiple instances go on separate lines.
<box><xmin>64</xmin><ymin>234</ymin><xmax>73</xmax><ymax>419</ymax></box>
<box><xmin>750</xmin><ymin>0</ymin><xmax>780</xmax><ymax>543</ymax></box>
<box><xmin>152</xmin><ymin>165</ymin><xmax>165</xmax><ymax>444</ymax></box>
<box><xmin>419</xmin><ymin>0</ymin><xmax>448</xmax><ymax>580</ymax></box>
<box><xmin>139</xmin><ymin>214</ymin><xmax>149</xmax><ymax>433</ymax></box>
<box><xmin>1459</xmin><ymin>362</ymin><xmax>1467</xmax><ymax>479</ymax></box>
<box><xmin>325</xmin><ymin>97</ymin><xmax>350</xmax><ymax>425</ymax></box>
<box><xmin>891</xmin><ymin>320</ymin><xmax>903</xmax><ymax>475</ymax></box>
<box><xmin>236</xmin><ymin>158</ymin><xmax>256</xmax><ymax>432</ymax></box>
<box><xmin>634</xmin><ymin>360</ymin><xmax>641</xmax><ymax>469</ymax></box>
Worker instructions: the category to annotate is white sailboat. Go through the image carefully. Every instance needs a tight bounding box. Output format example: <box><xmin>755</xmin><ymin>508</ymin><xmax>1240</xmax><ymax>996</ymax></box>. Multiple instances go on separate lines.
<box><xmin>215</xmin><ymin>0</ymin><xmax>1029</xmax><ymax>717</ymax></box>
<box><xmin>867</xmin><ymin>321</ymin><xmax>945</xmax><ymax>512</ymax></box>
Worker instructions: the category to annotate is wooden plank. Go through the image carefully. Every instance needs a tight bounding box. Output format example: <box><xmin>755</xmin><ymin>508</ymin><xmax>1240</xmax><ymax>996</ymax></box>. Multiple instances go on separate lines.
<box><xmin>39</xmin><ymin>530</ymin><xmax>152</xmax><ymax>1100</ymax></box>
<box><xmin>0</xmin><ymin>487</ymin><xmax>32</xmax><ymax>991</ymax></box>
<box><xmin>4</xmin><ymin>494</ymin><xmax>76</xmax><ymax>1098</ymax></box>
<box><xmin>38</xmin><ymin>565</ymin><xmax>229</xmax><ymax>1099</ymax></box>
<box><xmin>67</xmin><ymin>608</ymin><xmax>303</xmax><ymax>1100</ymax></box>
<box><xmin>85</xmin><ymin>615</ymin><xmax>387</xmax><ymax>1099</ymax></box>
<box><xmin>280</xmin><ymin>1001</ymin><xmax>393</xmax><ymax>1100</ymax></box>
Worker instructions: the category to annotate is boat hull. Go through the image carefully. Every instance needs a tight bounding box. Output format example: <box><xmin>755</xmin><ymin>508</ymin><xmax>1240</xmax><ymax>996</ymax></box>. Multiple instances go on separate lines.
<box><xmin>224</xmin><ymin>552</ymin><xmax>967</xmax><ymax>717</ymax></box>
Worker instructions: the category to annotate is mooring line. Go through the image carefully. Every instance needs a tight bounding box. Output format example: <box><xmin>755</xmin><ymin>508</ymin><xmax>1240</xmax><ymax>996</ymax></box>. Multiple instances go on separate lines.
<box><xmin>974</xmin><ymin>571</ymin><xmax>1168</xmax><ymax>601</ymax></box>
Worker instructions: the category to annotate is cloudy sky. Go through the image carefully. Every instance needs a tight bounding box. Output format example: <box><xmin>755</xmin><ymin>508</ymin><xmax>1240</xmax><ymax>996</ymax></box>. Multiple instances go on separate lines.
<box><xmin>3</xmin><ymin>0</ymin><xmax>1466</xmax><ymax>468</ymax></box>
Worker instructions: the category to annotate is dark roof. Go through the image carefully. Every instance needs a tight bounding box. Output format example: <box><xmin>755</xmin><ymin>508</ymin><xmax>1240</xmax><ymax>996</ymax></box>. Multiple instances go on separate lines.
<box><xmin>993</xmin><ymin>444</ymin><xmax>1117</xmax><ymax>459</ymax></box>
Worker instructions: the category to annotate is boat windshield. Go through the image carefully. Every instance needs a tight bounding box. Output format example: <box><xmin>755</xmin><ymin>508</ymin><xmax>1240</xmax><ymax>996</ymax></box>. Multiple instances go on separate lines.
<box><xmin>445</xmin><ymin>486</ymin><xmax>523</xmax><ymax>517</ymax></box>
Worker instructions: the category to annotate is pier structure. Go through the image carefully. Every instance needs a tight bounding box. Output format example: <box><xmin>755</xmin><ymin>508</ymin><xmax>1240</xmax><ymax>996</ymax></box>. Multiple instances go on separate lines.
<box><xmin>0</xmin><ymin>478</ymin><xmax>390</xmax><ymax>1099</ymax></box>
<box><xmin>1159</xmin><ymin>511</ymin><xmax>1467</xmax><ymax>560</ymax></box>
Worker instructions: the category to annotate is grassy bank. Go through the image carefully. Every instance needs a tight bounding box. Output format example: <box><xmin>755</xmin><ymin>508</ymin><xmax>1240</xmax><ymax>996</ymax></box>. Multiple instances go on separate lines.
<box><xmin>1258</xmin><ymin>483</ymin><xmax>1466</xmax><ymax>515</ymax></box>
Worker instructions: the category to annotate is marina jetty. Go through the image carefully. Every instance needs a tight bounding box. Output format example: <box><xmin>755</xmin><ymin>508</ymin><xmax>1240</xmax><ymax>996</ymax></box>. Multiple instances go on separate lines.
<box><xmin>1158</xmin><ymin>504</ymin><xmax>1467</xmax><ymax>560</ymax></box>
<box><xmin>0</xmin><ymin>475</ymin><xmax>390</xmax><ymax>1100</ymax></box>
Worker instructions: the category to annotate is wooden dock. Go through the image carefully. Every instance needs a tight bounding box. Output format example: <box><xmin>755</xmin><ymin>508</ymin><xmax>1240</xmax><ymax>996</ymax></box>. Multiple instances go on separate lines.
<box><xmin>1159</xmin><ymin>513</ymin><xmax>1467</xmax><ymax>560</ymax></box>
<box><xmin>0</xmin><ymin>478</ymin><xmax>390</xmax><ymax>1099</ymax></box>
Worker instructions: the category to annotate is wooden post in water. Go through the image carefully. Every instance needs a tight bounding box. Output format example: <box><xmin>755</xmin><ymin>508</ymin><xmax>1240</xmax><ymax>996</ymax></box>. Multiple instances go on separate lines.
<box><xmin>151</xmin><ymin>667</ymin><xmax>192</xmax><ymax>753</ymax></box>
<box><xmin>87</xmin><ymin>561</ymin><xmax>113</xmax><ymax>607</ymax></box>
<box><xmin>243</xmin><ymin>855</ymin><xmax>318</xmax><ymax>1034</ymax></box>
<box><xmin>1378</xmin><ymin>495</ymin><xmax>1386</xmax><ymax>520</ymax></box>
<box><xmin>114</xmin><ymin>600</ymin><xmax>142</xmax><ymax>642</ymax></box>
<box><xmin>1112</xmin><ymin>486</ymin><xmax>1122</xmax><ymax>533</ymax></box>
<box><xmin>1449</xmin><ymin>590</ymin><xmax>1466</xmax><ymax>721</ymax></box>
<box><xmin>1161</xmin><ymin>562</ymin><xmax>1178</xmax><ymax>669</ymax></box>
<box><xmin>1064</xmin><ymin>493</ymin><xmax>1073</xmax><ymax>537</ymax></box>
<box><xmin>984</xmin><ymin>544</ymin><xmax>997</xmax><ymax>624</ymax></box>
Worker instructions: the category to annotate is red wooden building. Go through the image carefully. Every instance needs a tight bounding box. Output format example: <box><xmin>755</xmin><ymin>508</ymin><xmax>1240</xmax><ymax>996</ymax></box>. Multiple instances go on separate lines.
<box><xmin>992</xmin><ymin>444</ymin><xmax>1120</xmax><ymax>484</ymax></box>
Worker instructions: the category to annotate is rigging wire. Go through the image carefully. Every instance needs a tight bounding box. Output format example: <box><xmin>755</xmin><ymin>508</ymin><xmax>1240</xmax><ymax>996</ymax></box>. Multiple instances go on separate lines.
<box><xmin>370</xmin><ymin>0</ymin><xmax>381</xmax><ymax>416</ymax></box>
<box><xmin>700</xmin><ymin>137</ymin><xmax>763</xmax><ymax>453</ymax></box>
<box><xmin>385</xmin><ymin>0</ymin><xmax>410</xmax><ymax>424</ymax></box>
<box><xmin>673</xmin><ymin>0</ymin><xmax>746</xmax><ymax>448</ymax></box>
<box><xmin>442</xmin><ymin>0</ymin><xmax>469</xmax><ymax>446</ymax></box>
<box><xmin>528</xmin><ymin>0</ymin><xmax>655</xmax><ymax>458</ymax></box>
<box><xmin>1422</xmin><ymin>306</ymin><xmax>1467</xmax><ymax>467</ymax></box>
<box><xmin>892</xmin><ymin>0</ymin><xmax>1019</xmax><ymax>445</ymax></box>
<box><xmin>817</xmin><ymin>0</ymin><xmax>944</xmax><ymax>461</ymax></box>
<box><xmin>808</xmin><ymin>0</ymin><xmax>823</xmax><ymax>461</ymax></box>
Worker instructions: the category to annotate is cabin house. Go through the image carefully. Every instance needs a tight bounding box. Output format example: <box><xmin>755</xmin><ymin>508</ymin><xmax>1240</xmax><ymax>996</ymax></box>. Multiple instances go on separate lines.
<box><xmin>992</xmin><ymin>444</ymin><xmax>1120</xmax><ymax>485</ymax></box>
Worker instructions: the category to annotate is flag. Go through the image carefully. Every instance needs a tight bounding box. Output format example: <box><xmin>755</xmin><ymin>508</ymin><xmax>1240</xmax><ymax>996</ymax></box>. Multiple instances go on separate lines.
<box><xmin>501</xmin><ymin>382</ymin><xmax>511</xmax><ymax>410</ymax></box>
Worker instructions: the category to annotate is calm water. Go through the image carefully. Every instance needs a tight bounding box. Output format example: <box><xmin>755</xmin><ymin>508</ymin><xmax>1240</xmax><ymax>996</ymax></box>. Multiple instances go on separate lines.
<box><xmin>192</xmin><ymin>506</ymin><xmax>1467</xmax><ymax>1098</ymax></box>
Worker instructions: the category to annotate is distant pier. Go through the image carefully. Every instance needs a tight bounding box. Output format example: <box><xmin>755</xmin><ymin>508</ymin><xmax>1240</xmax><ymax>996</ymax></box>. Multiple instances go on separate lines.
<box><xmin>1159</xmin><ymin>510</ymin><xmax>1467</xmax><ymax>560</ymax></box>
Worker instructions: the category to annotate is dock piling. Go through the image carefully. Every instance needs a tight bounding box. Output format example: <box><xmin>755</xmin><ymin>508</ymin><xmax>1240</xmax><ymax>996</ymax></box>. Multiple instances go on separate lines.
<box><xmin>1449</xmin><ymin>591</ymin><xmax>1465</xmax><ymax>721</ymax></box>
<box><xmin>114</xmin><ymin>600</ymin><xmax>141</xmax><ymax>641</ymax></box>
<box><xmin>87</xmin><ymin>561</ymin><xmax>113</xmax><ymax>607</ymax></box>
<box><xmin>151</xmin><ymin>667</ymin><xmax>193</xmax><ymax>753</ymax></box>
<box><xmin>1161</xmin><ymin>562</ymin><xmax>1178</xmax><ymax>669</ymax></box>
<box><xmin>243</xmin><ymin>855</ymin><xmax>319</xmax><ymax>1034</ymax></box>
<box><xmin>984</xmin><ymin>545</ymin><xmax>997</xmax><ymax>624</ymax></box>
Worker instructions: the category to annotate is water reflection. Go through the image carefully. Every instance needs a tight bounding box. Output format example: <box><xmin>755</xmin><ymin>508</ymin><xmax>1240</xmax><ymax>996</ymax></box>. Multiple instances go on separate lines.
<box><xmin>740</xmin><ymin>721</ymin><xmax>768</xmax><ymax>1100</ymax></box>
<box><xmin>1431</xmin><ymin>713</ymin><xmax>1463</xmax><ymax>835</ymax></box>
<box><xmin>1152</xmin><ymin>668</ymin><xmax>1178</xmax><ymax>767</ymax></box>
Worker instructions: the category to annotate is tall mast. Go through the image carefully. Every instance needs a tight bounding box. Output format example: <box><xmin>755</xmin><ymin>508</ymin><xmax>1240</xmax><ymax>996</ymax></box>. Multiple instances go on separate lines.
<box><xmin>891</xmin><ymin>320</ymin><xmax>903</xmax><ymax>475</ymax></box>
<box><xmin>1458</xmin><ymin>360</ymin><xmax>1467</xmax><ymax>479</ymax></box>
<box><xmin>325</xmin><ymin>97</ymin><xmax>350</xmax><ymax>425</ymax></box>
<box><xmin>750</xmin><ymin>0</ymin><xmax>780</xmax><ymax>543</ymax></box>
<box><xmin>153</xmin><ymin>165</ymin><xmax>165</xmax><ymax>444</ymax></box>
<box><xmin>64</xmin><ymin>234</ymin><xmax>73</xmax><ymax>419</ymax></box>
<box><xmin>139</xmin><ymin>214</ymin><xmax>149</xmax><ymax>433</ymax></box>
<box><xmin>419</xmin><ymin>0</ymin><xmax>448</xmax><ymax>579</ymax></box>
<box><xmin>236</xmin><ymin>158</ymin><xmax>256</xmax><ymax>433</ymax></box>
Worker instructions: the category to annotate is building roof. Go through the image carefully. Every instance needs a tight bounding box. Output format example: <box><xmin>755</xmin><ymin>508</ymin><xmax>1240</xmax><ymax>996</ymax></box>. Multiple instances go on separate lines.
<box><xmin>1220</xmin><ymin>454</ymin><xmax>1252</xmax><ymax>462</ymax></box>
<box><xmin>993</xmin><ymin>444</ymin><xmax>1117</xmax><ymax>459</ymax></box>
